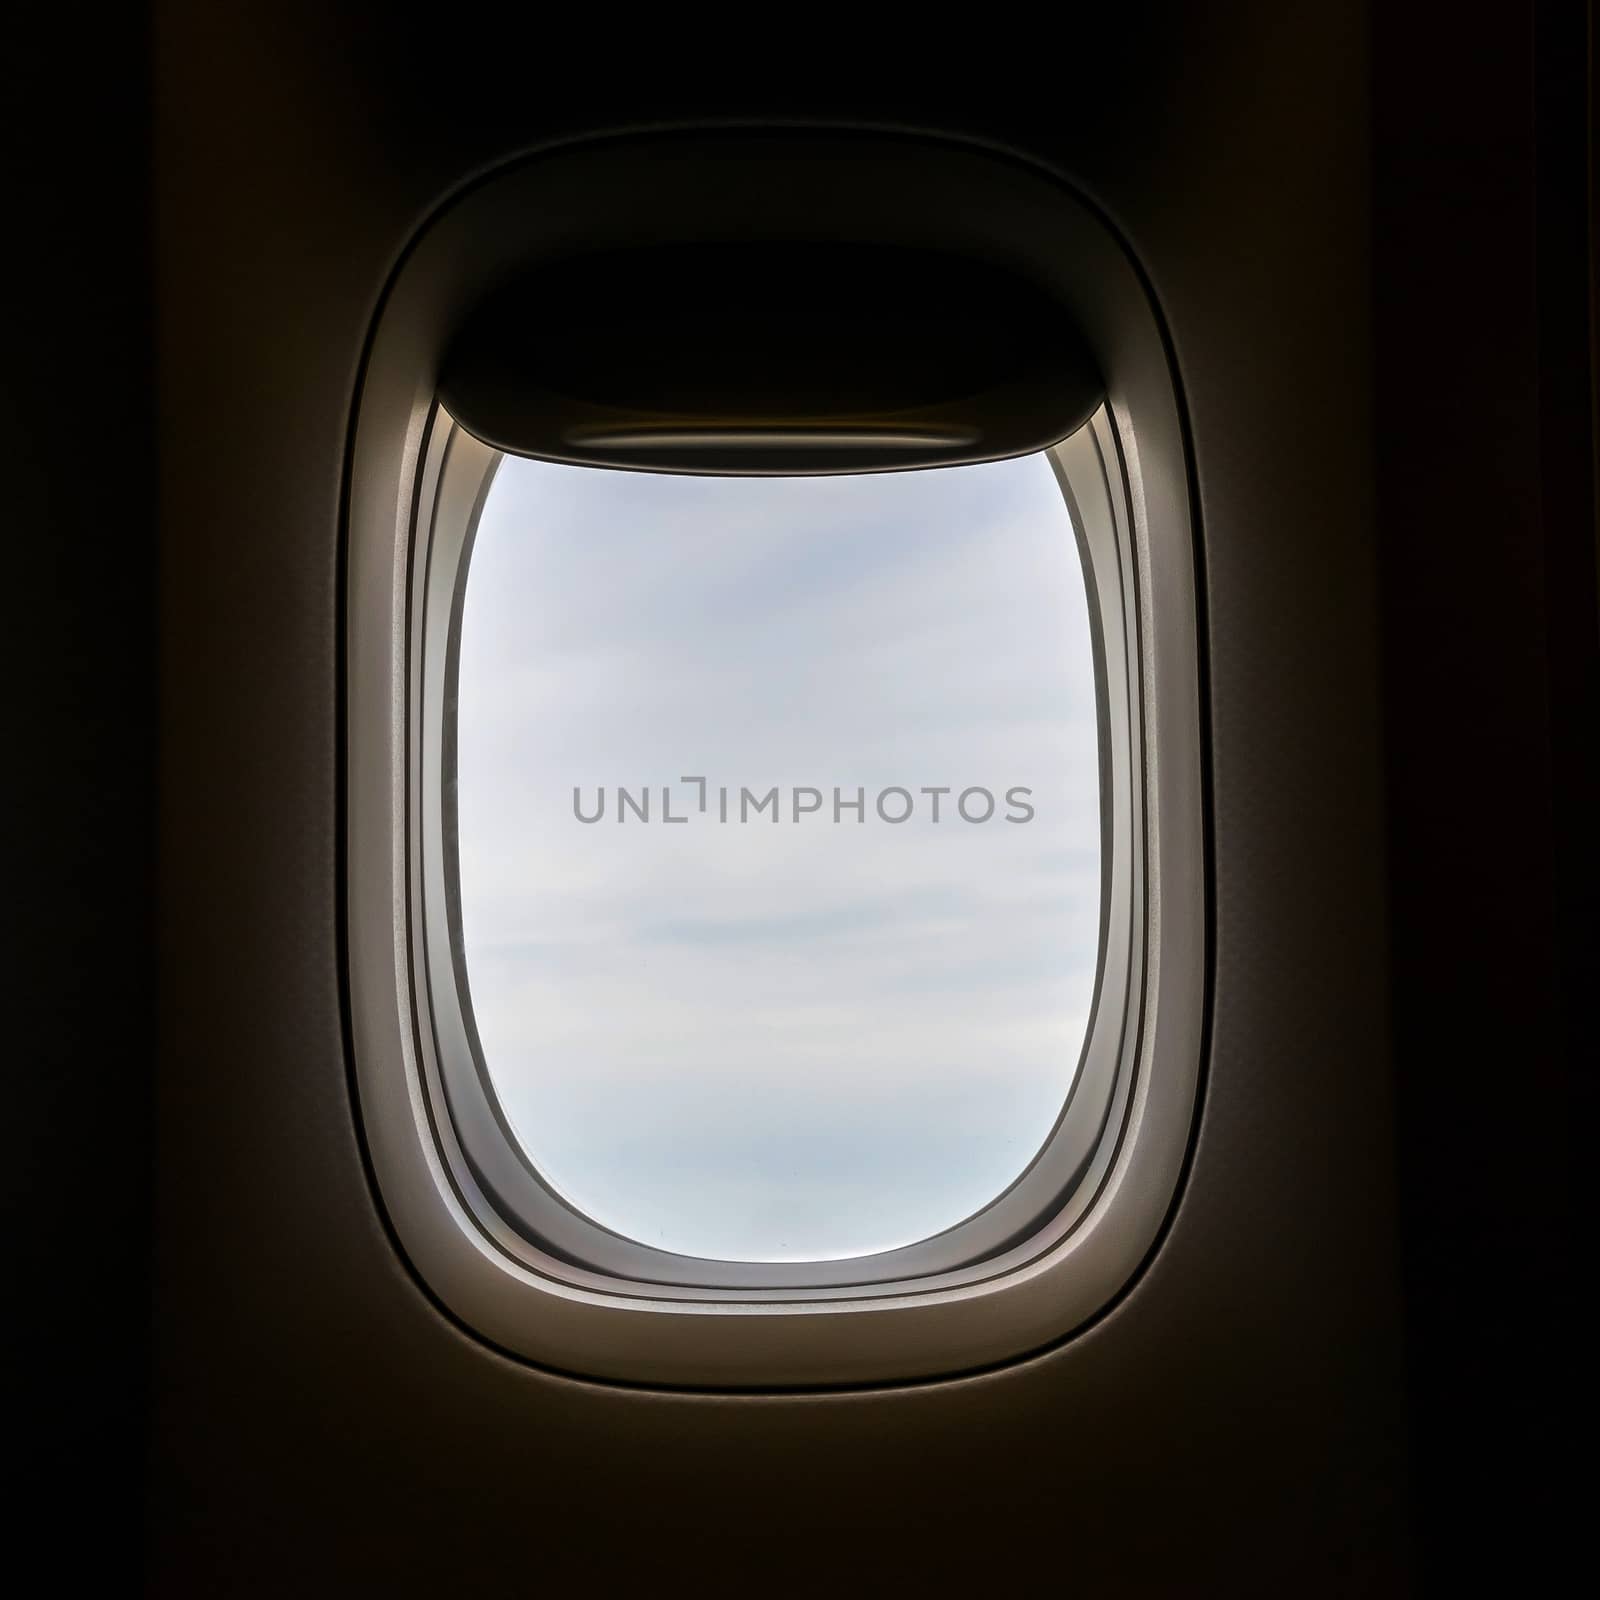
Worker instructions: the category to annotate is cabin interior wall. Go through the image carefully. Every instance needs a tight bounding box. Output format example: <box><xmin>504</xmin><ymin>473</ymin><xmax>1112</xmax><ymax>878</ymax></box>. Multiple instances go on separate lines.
<box><xmin>4</xmin><ymin>2</ymin><xmax>1591</xmax><ymax>1592</ymax></box>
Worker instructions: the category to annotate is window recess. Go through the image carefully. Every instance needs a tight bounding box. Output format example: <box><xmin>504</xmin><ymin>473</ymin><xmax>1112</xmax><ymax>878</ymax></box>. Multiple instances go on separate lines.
<box><xmin>345</xmin><ymin>130</ymin><xmax>1205</xmax><ymax>1385</ymax></box>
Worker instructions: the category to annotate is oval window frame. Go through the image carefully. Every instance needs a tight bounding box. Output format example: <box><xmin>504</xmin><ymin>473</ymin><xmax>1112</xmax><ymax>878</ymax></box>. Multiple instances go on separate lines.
<box><xmin>418</xmin><ymin>408</ymin><xmax>1132</xmax><ymax>1290</ymax></box>
<box><xmin>345</xmin><ymin>129</ymin><xmax>1207</xmax><ymax>1386</ymax></box>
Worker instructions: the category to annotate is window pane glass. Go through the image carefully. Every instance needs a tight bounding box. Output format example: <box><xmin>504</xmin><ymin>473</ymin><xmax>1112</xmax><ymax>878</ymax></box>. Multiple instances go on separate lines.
<box><xmin>455</xmin><ymin>454</ymin><xmax>1100</xmax><ymax>1262</ymax></box>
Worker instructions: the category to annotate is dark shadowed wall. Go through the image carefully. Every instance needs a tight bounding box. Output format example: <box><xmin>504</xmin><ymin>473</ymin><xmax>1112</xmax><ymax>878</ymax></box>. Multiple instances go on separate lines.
<box><xmin>4</xmin><ymin>3</ymin><xmax>1591</xmax><ymax>1594</ymax></box>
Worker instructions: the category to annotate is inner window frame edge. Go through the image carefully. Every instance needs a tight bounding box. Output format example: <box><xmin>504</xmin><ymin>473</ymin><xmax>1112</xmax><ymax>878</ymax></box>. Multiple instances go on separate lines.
<box><xmin>408</xmin><ymin>407</ymin><xmax>1146</xmax><ymax>1302</ymax></box>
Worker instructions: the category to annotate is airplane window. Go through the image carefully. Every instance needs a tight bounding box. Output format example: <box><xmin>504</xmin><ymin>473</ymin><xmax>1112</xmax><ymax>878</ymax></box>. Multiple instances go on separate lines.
<box><xmin>346</xmin><ymin>139</ymin><xmax>1205</xmax><ymax>1380</ymax></box>
<box><xmin>453</xmin><ymin>453</ymin><xmax>1101</xmax><ymax>1263</ymax></box>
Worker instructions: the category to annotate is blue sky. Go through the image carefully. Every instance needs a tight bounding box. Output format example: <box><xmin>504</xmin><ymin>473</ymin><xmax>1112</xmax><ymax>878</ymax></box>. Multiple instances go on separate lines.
<box><xmin>454</xmin><ymin>452</ymin><xmax>1100</xmax><ymax>1262</ymax></box>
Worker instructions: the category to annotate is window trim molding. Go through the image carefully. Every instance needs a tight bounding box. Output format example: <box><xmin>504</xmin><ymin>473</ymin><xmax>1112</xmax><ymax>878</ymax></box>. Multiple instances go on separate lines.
<box><xmin>411</xmin><ymin>409</ymin><xmax>1137</xmax><ymax>1294</ymax></box>
<box><xmin>344</xmin><ymin>128</ymin><xmax>1207</xmax><ymax>1386</ymax></box>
